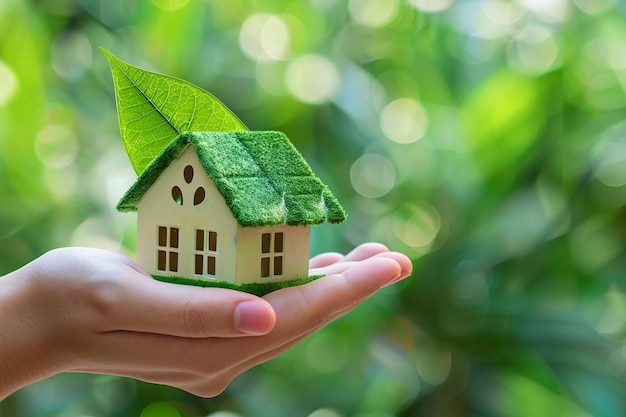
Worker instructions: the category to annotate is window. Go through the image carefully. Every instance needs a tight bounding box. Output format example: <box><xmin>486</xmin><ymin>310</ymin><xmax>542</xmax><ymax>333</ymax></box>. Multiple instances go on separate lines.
<box><xmin>195</xmin><ymin>229</ymin><xmax>218</xmax><ymax>277</ymax></box>
<box><xmin>171</xmin><ymin>186</ymin><xmax>183</xmax><ymax>205</ymax></box>
<box><xmin>261</xmin><ymin>232</ymin><xmax>284</xmax><ymax>278</ymax></box>
<box><xmin>194</xmin><ymin>187</ymin><xmax>205</xmax><ymax>205</ymax></box>
<box><xmin>157</xmin><ymin>226</ymin><xmax>179</xmax><ymax>273</ymax></box>
<box><xmin>184</xmin><ymin>165</ymin><xmax>194</xmax><ymax>183</ymax></box>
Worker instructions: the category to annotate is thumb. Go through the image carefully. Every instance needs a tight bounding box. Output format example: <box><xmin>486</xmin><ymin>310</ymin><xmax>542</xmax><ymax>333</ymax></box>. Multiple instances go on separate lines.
<box><xmin>103</xmin><ymin>270</ymin><xmax>276</xmax><ymax>337</ymax></box>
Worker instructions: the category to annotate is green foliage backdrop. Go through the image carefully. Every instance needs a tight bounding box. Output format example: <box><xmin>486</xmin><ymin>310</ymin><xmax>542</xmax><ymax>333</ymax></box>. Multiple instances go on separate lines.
<box><xmin>1</xmin><ymin>0</ymin><xmax>626</xmax><ymax>416</ymax></box>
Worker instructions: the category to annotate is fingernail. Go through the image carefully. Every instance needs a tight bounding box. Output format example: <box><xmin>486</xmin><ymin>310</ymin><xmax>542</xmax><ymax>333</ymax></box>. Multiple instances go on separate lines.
<box><xmin>384</xmin><ymin>272</ymin><xmax>407</xmax><ymax>287</ymax></box>
<box><xmin>234</xmin><ymin>301</ymin><xmax>275</xmax><ymax>335</ymax></box>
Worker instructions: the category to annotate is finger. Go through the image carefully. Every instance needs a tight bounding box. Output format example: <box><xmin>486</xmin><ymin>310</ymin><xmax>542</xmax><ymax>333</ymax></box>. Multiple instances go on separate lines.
<box><xmin>309</xmin><ymin>260</ymin><xmax>357</xmax><ymax>277</ymax></box>
<box><xmin>310</xmin><ymin>242</ymin><xmax>389</xmax><ymax>272</ymax></box>
<box><xmin>338</xmin><ymin>242</ymin><xmax>390</xmax><ymax>262</ymax></box>
<box><xmin>273</xmin><ymin>256</ymin><xmax>402</xmax><ymax>320</ymax></box>
<box><xmin>374</xmin><ymin>251</ymin><xmax>413</xmax><ymax>284</ymax></box>
<box><xmin>311</xmin><ymin>249</ymin><xmax>413</xmax><ymax>280</ymax></box>
<box><xmin>309</xmin><ymin>252</ymin><xmax>344</xmax><ymax>268</ymax></box>
<box><xmin>101</xmin><ymin>268</ymin><xmax>276</xmax><ymax>338</ymax></box>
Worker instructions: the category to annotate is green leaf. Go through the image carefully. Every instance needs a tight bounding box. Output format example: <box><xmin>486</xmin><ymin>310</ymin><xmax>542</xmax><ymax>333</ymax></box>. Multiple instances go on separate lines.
<box><xmin>101</xmin><ymin>48</ymin><xmax>248</xmax><ymax>174</ymax></box>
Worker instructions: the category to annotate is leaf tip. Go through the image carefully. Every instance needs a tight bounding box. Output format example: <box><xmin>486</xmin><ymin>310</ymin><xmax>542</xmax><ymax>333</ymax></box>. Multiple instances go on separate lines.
<box><xmin>100</xmin><ymin>47</ymin><xmax>118</xmax><ymax>64</ymax></box>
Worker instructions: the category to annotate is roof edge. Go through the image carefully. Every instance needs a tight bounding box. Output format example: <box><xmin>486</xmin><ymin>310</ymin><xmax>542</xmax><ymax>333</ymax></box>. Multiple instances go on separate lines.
<box><xmin>116</xmin><ymin>133</ymin><xmax>193</xmax><ymax>211</ymax></box>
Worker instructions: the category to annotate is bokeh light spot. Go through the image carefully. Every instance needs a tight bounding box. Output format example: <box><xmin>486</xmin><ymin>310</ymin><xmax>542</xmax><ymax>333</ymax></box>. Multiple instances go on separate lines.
<box><xmin>71</xmin><ymin>217</ymin><xmax>121</xmax><ymax>251</ymax></box>
<box><xmin>205</xmin><ymin>412</ymin><xmax>243</xmax><ymax>417</ymax></box>
<box><xmin>380</xmin><ymin>98</ymin><xmax>428</xmax><ymax>144</ymax></box>
<box><xmin>44</xmin><ymin>166</ymin><xmax>78</xmax><ymax>201</ymax></box>
<box><xmin>34</xmin><ymin>124</ymin><xmax>78</xmax><ymax>169</ymax></box>
<box><xmin>286</xmin><ymin>55</ymin><xmax>339</xmax><ymax>104</ymax></box>
<box><xmin>305</xmin><ymin>332</ymin><xmax>349</xmax><ymax>374</ymax></box>
<box><xmin>452</xmin><ymin>260</ymin><xmax>487</xmax><ymax>300</ymax></box>
<box><xmin>409</xmin><ymin>0</ymin><xmax>454</xmax><ymax>13</ymax></box>
<box><xmin>50</xmin><ymin>30</ymin><xmax>92</xmax><ymax>81</ymax></box>
<box><xmin>0</xmin><ymin>60</ymin><xmax>18</xmax><ymax>106</ymax></box>
<box><xmin>516</xmin><ymin>0</ymin><xmax>570</xmax><ymax>24</ymax></box>
<box><xmin>572</xmin><ymin>0</ymin><xmax>614</xmax><ymax>15</ymax></box>
<box><xmin>92</xmin><ymin>376</ymin><xmax>137</xmax><ymax>413</ymax></box>
<box><xmin>369</xmin><ymin>339</ymin><xmax>422</xmax><ymax>408</ymax></box>
<box><xmin>585</xmin><ymin>73</ymin><xmax>625</xmax><ymax>110</ymax></box>
<box><xmin>140</xmin><ymin>402</ymin><xmax>180</xmax><ymax>417</ymax></box>
<box><xmin>150</xmin><ymin>0</ymin><xmax>191</xmax><ymax>11</ymax></box>
<box><xmin>507</xmin><ymin>24</ymin><xmax>559</xmax><ymax>75</ymax></box>
<box><xmin>570</xmin><ymin>217</ymin><xmax>620</xmax><ymax>273</ymax></box>
<box><xmin>256</xmin><ymin>61</ymin><xmax>288</xmax><ymax>96</ymax></box>
<box><xmin>308</xmin><ymin>408</ymin><xmax>344</xmax><ymax>417</ymax></box>
<box><xmin>393</xmin><ymin>202</ymin><xmax>440</xmax><ymax>248</ymax></box>
<box><xmin>449</xmin><ymin>1</ymin><xmax>507</xmax><ymax>39</ymax></box>
<box><xmin>415</xmin><ymin>345</ymin><xmax>452</xmax><ymax>385</ymax></box>
<box><xmin>593</xmin><ymin>142</ymin><xmax>626</xmax><ymax>186</ymax></box>
<box><xmin>350</xmin><ymin>154</ymin><xmax>395</xmax><ymax>198</ymax></box>
<box><xmin>592</xmin><ymin>289</ymin><xmax>626</xmax><ymax>335</ymax></box>
<box><xmin>239</xmin><ymin>14</ymin><xmax>290</xmax><ymax>62</ymax></box>
<box><xmin>348</xmin><ymin>0</ymin><xmax>399</xmax><ymax>28</ymax></box>
<box><xmin>480</xmin><ymin>0</ymin><xmax>525</xmax><ymax>25</ymax></box>
<box><xmin>583</xmin><ymin>36</ymin><xmax>626</xmax><ymax>71</ymax></box>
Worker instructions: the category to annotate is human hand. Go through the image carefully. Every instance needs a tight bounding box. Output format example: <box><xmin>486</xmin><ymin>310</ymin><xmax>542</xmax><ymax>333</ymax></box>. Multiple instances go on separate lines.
<box><xmin>0</xmin><ymin>243</ymin><xmax>411</xmax><ymax>399</ymax></box>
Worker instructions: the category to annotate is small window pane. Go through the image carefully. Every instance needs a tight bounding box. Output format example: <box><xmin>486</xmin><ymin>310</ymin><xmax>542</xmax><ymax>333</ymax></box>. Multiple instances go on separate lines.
<box><xmin>172</xmin><ymin>186</ymin><xmax>183</xmax><ymax>205</ymax></box>
<box><xmin>169</xmin><ymin>252</ymin><xmax>178</xmax><ymax>272</ymax></box>
<box><xmin>274</xmin><ymin>256</ymin><xmax>283</xmax><ymax>275</ymax></box>
<box><xmin>158</xmin><ymin>227</ymin><xmax>167</xmax><ymax>247</ymax></box>
<box><xmin>261</xmin><ymin>257</ymin><xmax>270</xmax><ymax>277</ymax></box>
<box><xmin>274</xmin><ymin>232</ymin><xmax>284</xmax><ymax>253</ymax></box>
<box><xmin>194</xmin><ymin>187</ymin><xmax>206</xmax><ymax>205</ymax></box>
<box><xmin>208</xmin><ymin>231</ymin><xmax>217</xmax><ymax>252</ymax></box>
<box><xmin>184</xmin><ymin>165</ymin><xmax>194</xmax><ymax>183</ymax></box>
<box><xmin>157</xmin><ymin>250</ymin><xmax>166</xmax><ymax>271</ymax></box>
<box><xmin>195</xmin><ymin>254</ymin><xmax>203</xmax><ymax>275</ymax></box>
<box><xmin>207</xmin><ymin>256</ymin><xmax>216</xmax><ymax>275</ymax></box>
<box><xmin>262</xmin><ymin>233</ymin><xmax>271</xmax><ymax>253</ymax></box>
<box><xmin>170</xmin><ymin>228</ymin><xmax>179</xmax><ymax>248</ymax></box>
<box><xmin>196</xmin><ymin>229</ymin><xmax>204</xmax><ymax>251</ymax></box>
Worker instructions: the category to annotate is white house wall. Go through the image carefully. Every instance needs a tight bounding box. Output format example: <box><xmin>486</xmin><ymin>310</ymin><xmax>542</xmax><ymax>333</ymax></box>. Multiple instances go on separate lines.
<box><xmin>136</xmin><ymin>147</ymin><xmax>239</xmax><ymax>281</ymax></box>
<box><xmin>235</xmin><ymin>223</ymin><xmax>311</xmax><ymax>285</ymax></box>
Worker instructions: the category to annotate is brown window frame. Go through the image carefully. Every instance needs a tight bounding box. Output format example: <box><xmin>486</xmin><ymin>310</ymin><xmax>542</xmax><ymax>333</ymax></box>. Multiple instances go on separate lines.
<box><xmin>194</xmin><ymin>229</ymin><xmax>218</xmax><ymax>278</ymax></box>
<box><xmin>156</xmin><ymin>226</ymin><xmax>180</xmax><ymax>273</ymax></box>
<box><xmin>260</xmin><ymin>232</ymin><xmax>284</xmax><ymax>278</ymax></box>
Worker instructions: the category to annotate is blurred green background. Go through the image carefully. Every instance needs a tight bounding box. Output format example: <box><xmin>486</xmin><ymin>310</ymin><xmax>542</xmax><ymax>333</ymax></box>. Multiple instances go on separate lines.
<box><xmin>1</xmin><ymin>0</ymin><xmax>626</xmax><ymax>416</ymax></box>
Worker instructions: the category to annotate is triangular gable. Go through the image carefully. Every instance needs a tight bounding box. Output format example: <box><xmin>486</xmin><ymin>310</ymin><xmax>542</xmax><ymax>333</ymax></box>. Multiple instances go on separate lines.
<box><xmin>117</xmin><ymin>131</ymin><xmax>346</xmax><ymax>227</ymax></box>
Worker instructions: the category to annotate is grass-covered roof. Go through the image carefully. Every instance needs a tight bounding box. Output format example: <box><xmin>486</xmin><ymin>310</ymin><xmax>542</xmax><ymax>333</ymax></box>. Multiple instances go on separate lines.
<box><xmin>117</xmin><ymin>131</ymin><xmax>346</xmax><ymax>227</ymax></box>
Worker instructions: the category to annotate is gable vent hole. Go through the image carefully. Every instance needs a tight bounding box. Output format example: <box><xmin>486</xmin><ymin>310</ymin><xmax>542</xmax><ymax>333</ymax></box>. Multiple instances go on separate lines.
<box><xmin>172</xmin><ymin>186</ymin><xmax>183</xmax><ymax>205</ymax></box>
<box><xmin>194</xmin><ymin>187</ymin><xmax>206</xmax><ymax>205</ymax></box>
<box><xmin>184</xmin><ymin>165</ymin><xmax>194</xmax><ymax>183</ymax></box>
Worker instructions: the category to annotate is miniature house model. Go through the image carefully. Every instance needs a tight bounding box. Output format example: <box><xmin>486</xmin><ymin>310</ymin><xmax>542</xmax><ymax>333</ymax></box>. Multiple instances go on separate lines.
<box><xmin>117</xmin><ymin>130</ymin><xmax>346</xmax><ymax>285</ymax></box>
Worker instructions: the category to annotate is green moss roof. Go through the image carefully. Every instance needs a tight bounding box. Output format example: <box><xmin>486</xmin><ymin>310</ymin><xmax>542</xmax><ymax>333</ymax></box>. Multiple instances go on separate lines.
<box><xmin>117</xmin><ymin>131</ymin><xmax>346</xmax><ymax>227</ymax></box>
